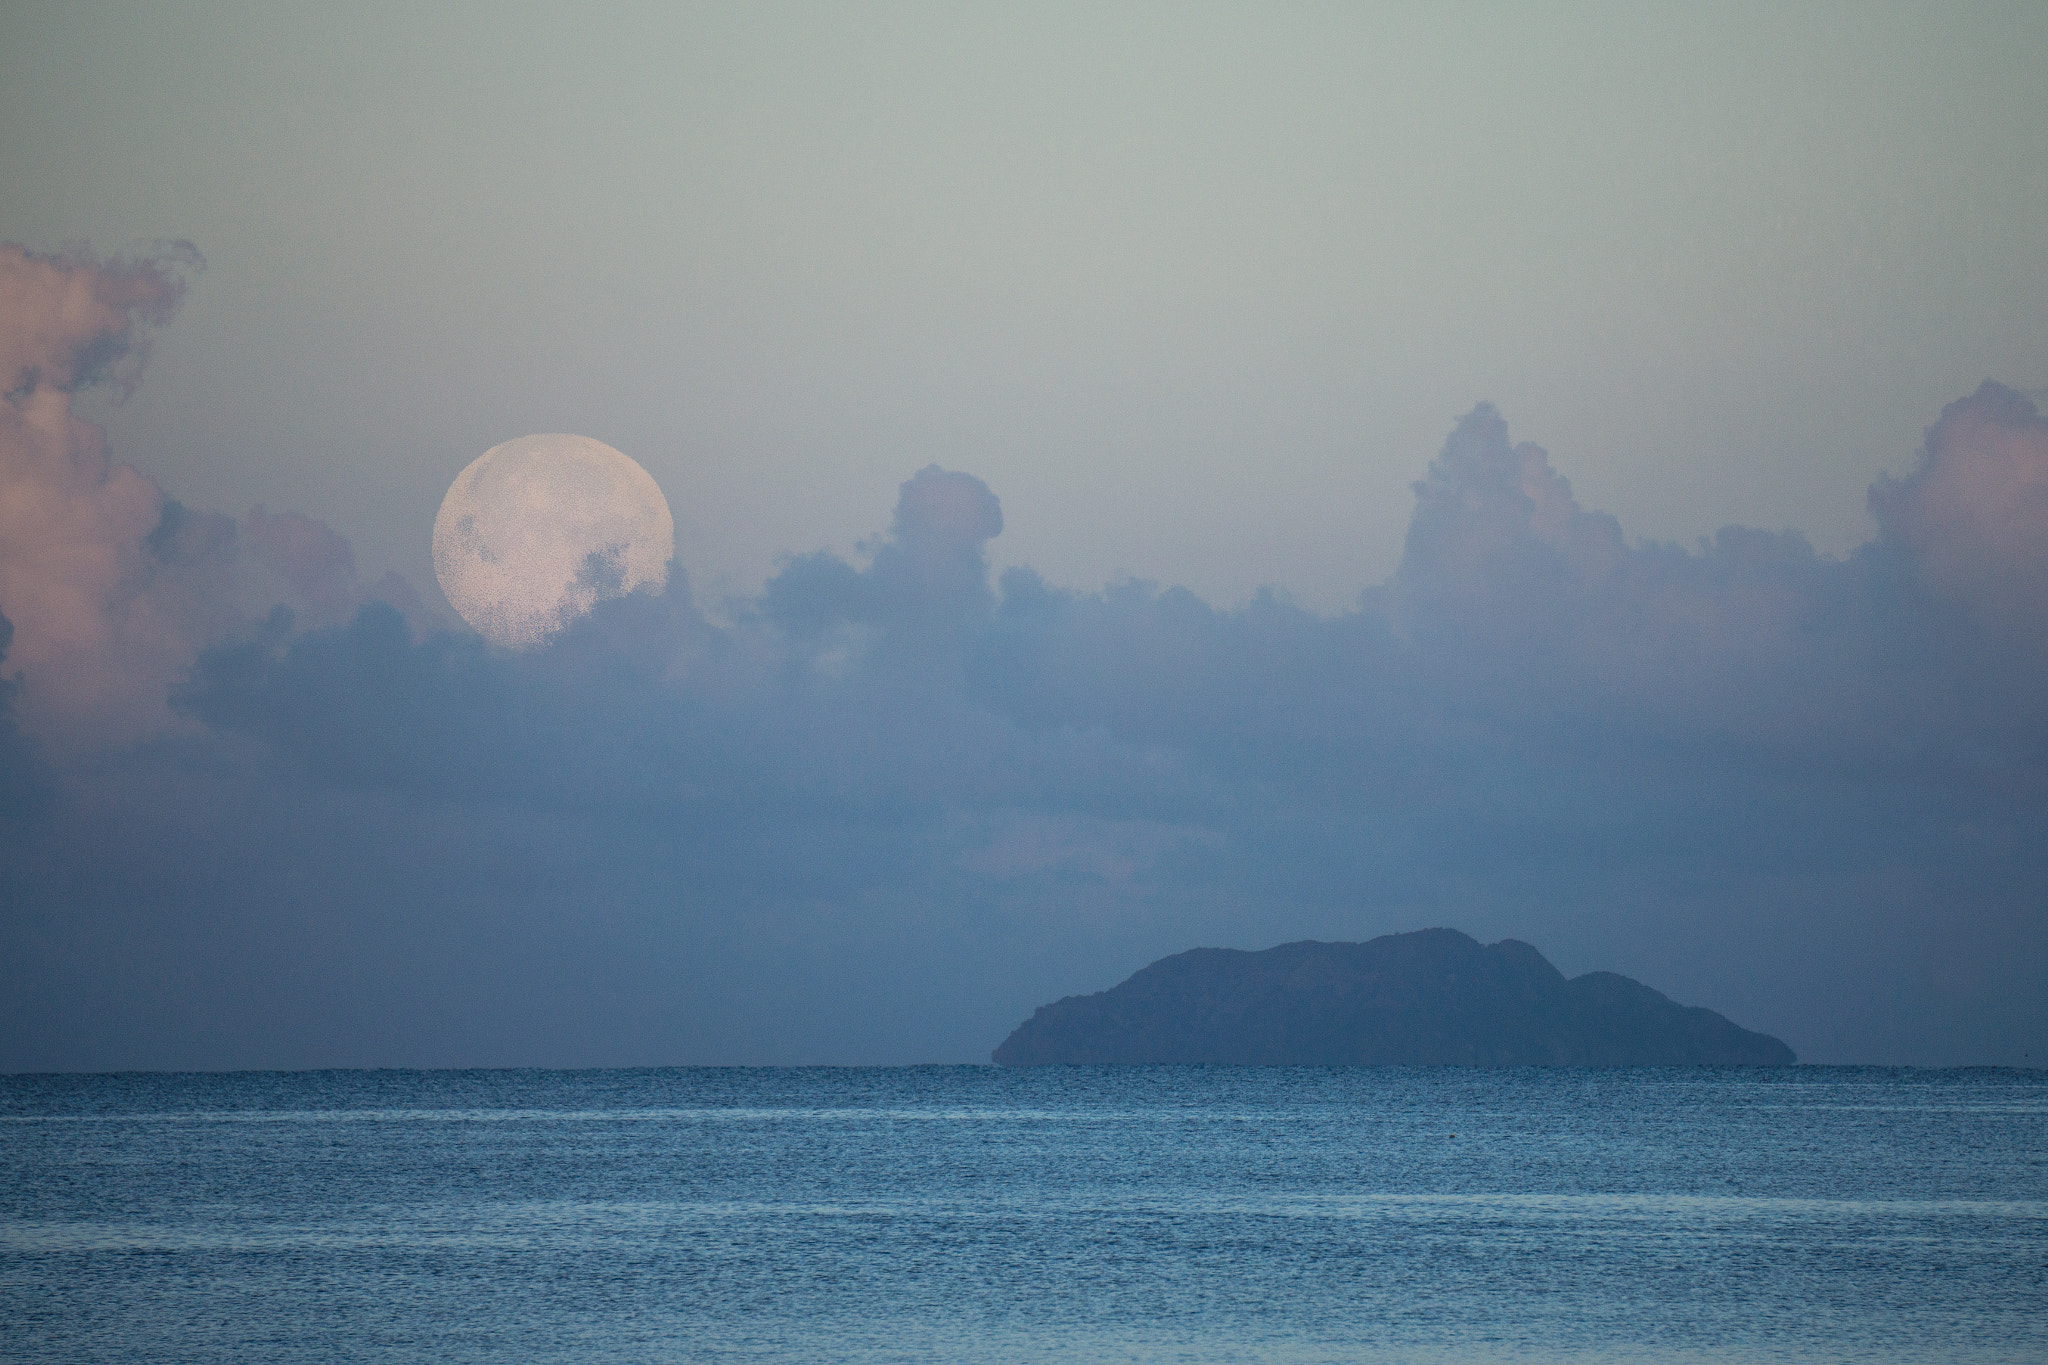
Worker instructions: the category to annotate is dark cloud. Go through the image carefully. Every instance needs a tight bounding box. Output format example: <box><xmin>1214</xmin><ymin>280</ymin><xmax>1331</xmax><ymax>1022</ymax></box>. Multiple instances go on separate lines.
<box><xmin>244</xmin><ymin>506</ymin><xmax>357</xmax><ymax>625</ymax></box>
<box><xmin>3</xmin><ymin>262</ymin><xmax>2044</xmax><ymax>1068</ymax></box>
<box><xmin>0</xmin><ymin>611</ymin><xmax>55</xmax><ymax>820</ymax></box>
<box><xmin>762</xmin><ymin>465</ymin><xmax>1005</xmax><ymax>636</ymax></box>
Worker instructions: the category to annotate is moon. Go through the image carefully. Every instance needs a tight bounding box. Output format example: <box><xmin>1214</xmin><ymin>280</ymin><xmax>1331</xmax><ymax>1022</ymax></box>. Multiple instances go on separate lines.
<box><xmin>432</xmin><ymin>434</ymin><xmax>673</xmax><ymax>650</ymax></box>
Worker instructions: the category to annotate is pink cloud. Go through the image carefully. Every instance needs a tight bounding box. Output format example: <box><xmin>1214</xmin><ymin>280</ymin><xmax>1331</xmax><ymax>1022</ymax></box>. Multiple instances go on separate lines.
<box><xmin>1871</xmin><ymin>381</ymin><xmax>2048</xmax><ymax>627</ymax></box>
<box><xmin>0</xmin><ymin>245</ymin><xmax>230</xmax><ymax>747</ymax></box>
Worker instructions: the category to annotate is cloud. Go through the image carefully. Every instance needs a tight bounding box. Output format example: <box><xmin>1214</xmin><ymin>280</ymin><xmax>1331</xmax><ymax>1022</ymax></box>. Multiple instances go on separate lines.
<box><xmin>0</xmin><ymin>242</ymin><xmax>198</xmax><ymax>398</ymax></box>
<box><xmin>244</xmin><ymin>506</ymin><xmax>356</xmax><ymax>624</ymax></box>
<box><xmin>762</xmin><ymin>465</ymin><xmax>1005</xmax><ymax>636</ymax></box>
<box><xmin>0</xmin><ymin>610</ymin><xmax>54</xmax><ymax>820</ymax></box>
<box><xmin>4</xmin><ymin>262</ymin><xmax>2045</xmax><ymax>1067</ymax></box>
<box><xmin>0</xmin><ymin>245</ymin><xmax>243</xmax><ymax>747</ymax></box>
<box><xmin>244</xmin><ymin>503</ymin><xmax>442</xmax><ymax>638</ymax></box>
<box><xmin>1871</xmin><ymin>381</ymin><xmax>2048</xmax><ymax>634</ymax></box>
<box><xmin>1354</xmin><ymin>386</ymin><xmax>2048</xmax><ymax>797</ymax></box>
<box><xmin>1396</xmin><ymin>401</ymin><xmax>1628</xmax><ymax>623</ymax></box>
<box><xmin>131</xmin><ymin>387</ymin><xmax>2047</xmax><ymax>1066</ymax></box>
<box><xmin>0</xmin><ymin>246</ymin><xmax>445</xmax><ymax>751</ymax></box>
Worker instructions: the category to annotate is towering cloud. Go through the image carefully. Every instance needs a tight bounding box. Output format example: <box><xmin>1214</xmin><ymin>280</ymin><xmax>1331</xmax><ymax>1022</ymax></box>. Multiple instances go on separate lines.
<box><xmin>1870</xmin><ymin>382</ymin><xmax>2048</xmax><ymax>667</ymax></box>
<box><xmin>763</xmin><ymin>465</ymin><xmax>1005</xmax><ymax>637</ymax></box>
<box><xmin>0</xmin><ymin>244</ymin><xmax>231</xmax><ymax>747</ymax></box>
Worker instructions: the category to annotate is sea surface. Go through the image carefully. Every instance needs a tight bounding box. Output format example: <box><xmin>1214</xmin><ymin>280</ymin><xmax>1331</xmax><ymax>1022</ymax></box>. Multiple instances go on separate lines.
<box><xmin>2</xmin><ymin>1066</ymin><xmax>2043</xmax><ymax>1363</ymax></box>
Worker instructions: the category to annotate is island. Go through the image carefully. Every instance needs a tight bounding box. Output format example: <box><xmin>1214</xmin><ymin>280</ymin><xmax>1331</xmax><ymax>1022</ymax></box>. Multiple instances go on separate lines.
<box><xmin>992</xmin><ymin>928</ymin><xmax>1794</xmax><ymax>1066</ymax></box>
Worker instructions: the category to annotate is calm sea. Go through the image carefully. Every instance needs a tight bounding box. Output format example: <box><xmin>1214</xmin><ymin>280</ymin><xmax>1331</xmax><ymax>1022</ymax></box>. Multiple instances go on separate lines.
<box><xmin>2</xmin><ymin>1067</ymin><xmax>2043</xmax><ymax>1363</ymax></box>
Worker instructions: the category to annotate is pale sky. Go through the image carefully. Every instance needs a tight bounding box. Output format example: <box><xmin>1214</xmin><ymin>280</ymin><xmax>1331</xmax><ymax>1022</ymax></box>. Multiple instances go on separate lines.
<box><xmin>5</xmin><ymin>1</ymin><xmax>2044</xmax><ymax>612</ymax></box>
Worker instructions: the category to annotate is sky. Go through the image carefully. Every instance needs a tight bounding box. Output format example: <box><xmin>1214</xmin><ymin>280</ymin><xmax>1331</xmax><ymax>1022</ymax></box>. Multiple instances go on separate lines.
<box><xmin>2</xmin><ymin>2</ymin><xmax>2046</xmax><ymax>1069</ymax></box>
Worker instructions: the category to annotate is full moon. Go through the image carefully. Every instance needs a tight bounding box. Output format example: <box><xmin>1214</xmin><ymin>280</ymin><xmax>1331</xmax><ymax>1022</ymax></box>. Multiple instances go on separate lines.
<box><xmin>432</xmin><ymin>434</ymin><xmax>674</xmax><ymax>650</ymax></box>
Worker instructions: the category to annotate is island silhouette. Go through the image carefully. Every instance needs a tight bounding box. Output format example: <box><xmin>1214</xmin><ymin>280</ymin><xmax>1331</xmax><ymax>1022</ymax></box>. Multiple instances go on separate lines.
<box><xmin>993</xmin><ymin>928</ymin><xmax>1794</xmax><ymax>1066</ymax></box>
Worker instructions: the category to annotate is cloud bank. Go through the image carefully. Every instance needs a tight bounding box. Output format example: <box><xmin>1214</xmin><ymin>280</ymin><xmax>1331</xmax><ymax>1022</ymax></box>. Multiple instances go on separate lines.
<box><xmin>3</xmin><ymin>247</ymin><xmax>2045</xmax><ymax>1070</ymax></box>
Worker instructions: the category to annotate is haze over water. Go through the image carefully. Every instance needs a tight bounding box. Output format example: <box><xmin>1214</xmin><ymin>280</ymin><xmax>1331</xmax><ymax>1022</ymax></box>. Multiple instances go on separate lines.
<box><xmin>5</xmin><ymin>1066</ymin><xmax>2043</xmax><ymax>1363</ymax></box>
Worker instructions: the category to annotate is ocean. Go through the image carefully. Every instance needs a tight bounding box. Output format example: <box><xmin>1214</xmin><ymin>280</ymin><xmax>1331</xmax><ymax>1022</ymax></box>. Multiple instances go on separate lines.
<box><xmin>3</xmin><ymin>1066</ymin><xmax>2043</xmax><ymax>1363</ymax></box>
